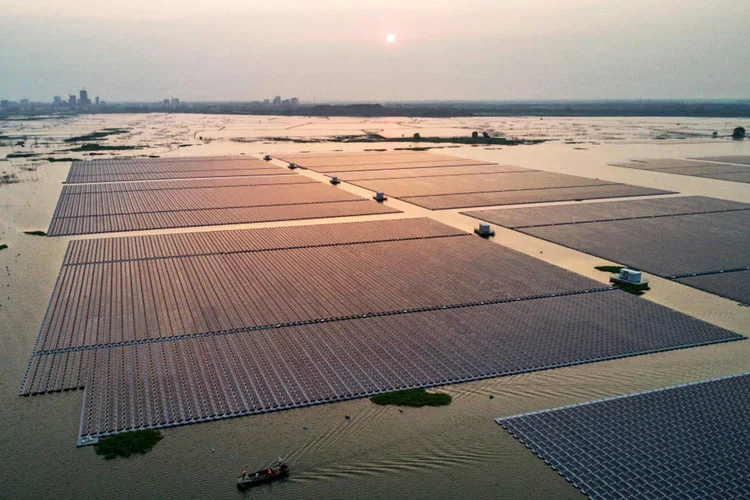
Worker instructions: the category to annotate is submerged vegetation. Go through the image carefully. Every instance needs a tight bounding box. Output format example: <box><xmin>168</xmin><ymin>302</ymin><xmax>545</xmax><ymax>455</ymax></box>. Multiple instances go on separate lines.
<box><xmin>1</xmin><ymin>173</ymin><xmax>19</xmax><ymax>184</ymax></box>
<box><xmin>6</xmin><ymin>152</ymin><xmax>39</xmax><ymax>159</ymax></box>
<box><xmin>253</xmin><ymin>132</ymin><xmax>543</xmax><ymax>146</ymax></box>
<box><xmin>370</xmin><ymin>388</ymin><xmax>452</xmax><ymax>407</ymax></box>
<box><xmin>66</xmin><ymin>143</ymin><xmax>140</xmax><ymax>152</ymax></box>
<box><xmin>93</xmin><ymin>429</ymin><xmax>163</xmax><ymax>459</ymax></box>
<box><xmin>64</xmin><ymin>128</ymin><xmax>129</xmax><ymax>143</ymax></box>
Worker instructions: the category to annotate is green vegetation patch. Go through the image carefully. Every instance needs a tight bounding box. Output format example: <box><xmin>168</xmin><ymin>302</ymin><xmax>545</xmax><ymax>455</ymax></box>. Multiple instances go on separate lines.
<box><xmin>66</xmin><ymin>144</ymin><xmax>141</xmax><ymax>152</ymax></box>
<box><xmin>258</xmin><ymin>133</ymin><xmax>543</xmax><ymax>146</ymax></box>
<box><xmin>93</xmin><ymin>429</ymin><xmax>163</xmax><ymax>459</ymax></box>
<box><xmin>370</xmin><ymin>388</ymin><xmax>452</xmax><ymax>407</ymax></box>
<box><xmin>23</xmin><ymin>230</ymin><xmax>46</xmax><ymax>236</ymax></box>
<box><xmin>46</xmin><ymin>157</ymin><xmax>75</xmax><ymax>162</ymax></box>
<box><xmin>594</xmin><ymin>265</ymin><xmax>625</xmax><ymax>273</ymax></box>
<box><xmin>64</xmin><ymin>128</ymin><xmax>129</xmax><ymax>143</ymax></box>
<box><xmin>0</xmin><ymin>244</ymin><xmax>8</xmax><ymax>251</ymax></box>
<box><xmin>6</xmin><ymin>152</ymin><xmax>39</xmax><ymax>159</ymax></box>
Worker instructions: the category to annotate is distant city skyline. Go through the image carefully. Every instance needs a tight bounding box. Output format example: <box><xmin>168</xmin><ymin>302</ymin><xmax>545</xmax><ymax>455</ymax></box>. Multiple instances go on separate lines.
<box><xmin>1</xmin><ymin>0</ymin><xmax>748</xmax><ymax>102</ymax></box>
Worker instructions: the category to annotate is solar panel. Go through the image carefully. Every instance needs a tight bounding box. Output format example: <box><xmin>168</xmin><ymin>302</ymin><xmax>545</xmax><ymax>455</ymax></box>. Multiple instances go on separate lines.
<box><xmin>497</xmin><ymin>373</ymin><xmax>750</xmax><ymax>499</ymax></box>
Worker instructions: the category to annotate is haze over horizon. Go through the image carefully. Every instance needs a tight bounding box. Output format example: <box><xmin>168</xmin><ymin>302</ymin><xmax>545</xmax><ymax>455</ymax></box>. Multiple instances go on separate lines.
<box><xmin>2</xmin><ymin>0</ymin><xmax>748</xmax><ymax>102</ymax></box>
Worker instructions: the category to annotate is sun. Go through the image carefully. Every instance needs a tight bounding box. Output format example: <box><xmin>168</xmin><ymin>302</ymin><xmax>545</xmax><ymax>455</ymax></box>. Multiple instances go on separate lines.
<box><xmin>386</xmin><ymin>33</ymin><xmax>396</xmax><ymax>44</ymax></box>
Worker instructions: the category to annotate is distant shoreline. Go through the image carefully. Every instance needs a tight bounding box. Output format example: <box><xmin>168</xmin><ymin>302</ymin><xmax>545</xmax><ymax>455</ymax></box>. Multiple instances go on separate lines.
<box><xmin>3</xmin><ymin>100</ymin><xmax>750</xmax><ymax>119</ymax></box>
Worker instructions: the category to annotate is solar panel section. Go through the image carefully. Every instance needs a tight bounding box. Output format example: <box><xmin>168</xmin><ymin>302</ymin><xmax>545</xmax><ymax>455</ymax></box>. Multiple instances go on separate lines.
<box><xmin>277</xmin><ymin>151</ymin><xmax>473</xmax><ymax>168</ymax></box>
<box><xmin>333</xmin><ymin>164</ymin><xmax>529</xmax><ymax>181</ymax></box>
<box><xmin>66</xmin><ymin>156</ymin><xmax>287</xmax><ymax>183</ymax></box>
<box><xmin>611</xmin><ymin>158</ymin><xmax>750</xmax><ymax>184</ymax></box>
<box><xmin>47</xmin><ymin>181</ymin><xmax>400</xmax><ymax>236</ymax></box>
<box><xmin>677</xmin><ymin>270</ymin><xmax>750</xmax><ymax>305</ymax></box>
<box><xmin>46</xmin><ymin>202</ymin><xmax>400</xmax><ymax>236</ymax></box>
<box><xmin>349</xmin><ymin>171</ymin><xmax>613</xmax><ymax>198</ymax></box>
<box><xmin>60</xmin><ymin>175</ymin><xmax>313</xmax><ymax>195</ymax></box>
<box><xmin>30</xmin><ymin>236</ymin><xmax>607</xmax><ymax>354</ymax></box>
<box><xmin>465</xmin><ymin>196</ymin><xmax>750</xmax><ymax>229</ymax></box>
<box><xmin>522</xmin><ymin>211</ymin><xmax>750</xmax><ymax>277</ymax></box>
<box><xmin>468</xmin><ymin>198</ymin><xmax>750</xmax><ymax>304</ymax></box>
<box><xmin>62</xmin><ymin>218</ymin><xmax>466</xmax><ymax>265</ymax></box>
<box><xmin>401</xmin><ymin>184</ymin><xmax>672</xmax><ymax>210</ymax></box>
<box><xmin>690</xmin><ymin>155</ymin><xmax>750</xmax><ymax>165</ymax></box>
<box><xmin>76</xmin><ymin>292</ymin><xmax>741</xmax><ymax>443</ymax></box>
<box><xmin>497</xmin><ymin>373</ymin><xmax>750</xmax><ymax>499</ymax></box>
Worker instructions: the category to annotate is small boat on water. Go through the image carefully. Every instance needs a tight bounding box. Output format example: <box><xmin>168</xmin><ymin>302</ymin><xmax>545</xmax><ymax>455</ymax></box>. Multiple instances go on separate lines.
<box><xmin>236</xmin><ymin>461</ymin><xmax>289</xmax><ymax>489</ymax></box>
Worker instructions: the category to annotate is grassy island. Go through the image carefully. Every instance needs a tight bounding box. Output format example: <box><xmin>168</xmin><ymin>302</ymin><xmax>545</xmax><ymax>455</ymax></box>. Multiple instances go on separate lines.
<box><xmin>254</xmin><ymin>132</ymin><xmax>543</xmax><ymax>146</ymax></box>
<box><xmin>93</xmin><ymin>429</ymin><xmax>163</xmax><ymax>459</ymax></box>
<box><xmin>66</xmin><ymin>143</ymin><xmax>141</xmax><ymax>152</ymax></box>
<box><xmin>370</xmin><ymin>388</ymin><xmax>452</xmax><ymax>407</ymax></box>
<box><xmin>64</xmin><ymin>128</ymin><xmax>129</xmax><ymax>143</ymax></box>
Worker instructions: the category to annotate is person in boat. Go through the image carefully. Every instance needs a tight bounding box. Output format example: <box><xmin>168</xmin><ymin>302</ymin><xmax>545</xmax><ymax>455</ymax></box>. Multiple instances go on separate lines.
<box><xmin>241</xmin><ymin>469</ymin><xmax>247</xmax><ymax>478</ymax></box>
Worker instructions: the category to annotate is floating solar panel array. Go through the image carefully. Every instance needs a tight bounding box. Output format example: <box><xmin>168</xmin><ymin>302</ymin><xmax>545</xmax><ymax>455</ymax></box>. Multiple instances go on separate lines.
<box><xmin>691</xmin><ymin>155</ymin><xmax>750</xmax><ymax>166</ymax></box>
<box><xmin>280</xmin><ymin>152</ymin><xmax>672</xmax><ymax>209</ymax></box>
<box><xmin>276</xmin><ymin>151</ymin><xmax>493</xmax><ymax>173</ymax></box>
<box><xmin>66</xmin><ymin>156</ymin><xmax>289</xmax><ymax>183</ymax></box>
<box><xmin>611</xmin><ymin>157</ymin><xmax>750</xmax><ymax>184</ymax></box>
<box><xmin>20</xmin><ymin>218</ymin><xmax>743</xmax><ymax>445</ymax></box>
<box><xmin>465</xmin><ymin>196</ymin><xmax>750</xmax><ymax>304</ymax></box>
<box><xmin>332</xmin><ymin>164</ymin><xmax>530</xmax><ymax>182</ymax></box>
<box><xmin>497</xmin><ymin>372</ymin><xmax>750</xmax><ymax>499</ymax></box>
<box><xmin>47</xmin><ymin>178</ymin><xmax>399</xmax><ymax>236</ymax></box>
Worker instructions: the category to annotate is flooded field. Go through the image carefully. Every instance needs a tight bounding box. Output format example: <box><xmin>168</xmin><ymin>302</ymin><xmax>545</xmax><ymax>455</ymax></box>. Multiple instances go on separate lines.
<box><xmin>1</xmin><ymin>114</ymin><xmax>749</xmax><ymax>499</ymax></box>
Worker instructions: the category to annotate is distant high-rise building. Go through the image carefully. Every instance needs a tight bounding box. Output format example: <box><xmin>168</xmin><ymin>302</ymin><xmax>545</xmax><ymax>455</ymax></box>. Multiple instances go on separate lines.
<box><xmin>171</xmin><ymin>98</ymin><xmax>180</xmax><ymax>106</ymax></box>
<box><xmin>69</xmin><ymin>95</ymin><xmax>77</xmax><ymax>106</ymax></box>
<box><xmin>1</xmin><ymin>100</ymin><xmax>9</xmax><ymax>111</ymax></box>
<box><xmin>79</xmin><ymin>89</ymin><xmax>91</xmax><ymax>106</ymax></box>
<box><xmin>95</xmin><ymin>96</ymin><xmax>100</xmax><ymax>105</ymax></box>
<box><xmin>273</xmin><ymin>96</ymin><xmax>281</xmax><ymax>106</ymax></box>
<box><xmin>20</xmin><ymin>98</ymin><xmax>30</xmax><ymax>106</ymax></box>
<box><xmin>263</xmin><ymin>99</ymin><xmax>270</xmax><ymax>105</ymax></box>
<box><xmin>54</xmin><ymin>96</ymin><xmax>62</xmax><ymax>105</ymax></box>
<box><xmin>290</xmin><ymin>97</ymin><xmax>299</xmax><ymax>106</ymax></box>
<box><xmin>163</xmin><ymin>99</ymin><xmax>170</xmax><ymax>106</ymax></box>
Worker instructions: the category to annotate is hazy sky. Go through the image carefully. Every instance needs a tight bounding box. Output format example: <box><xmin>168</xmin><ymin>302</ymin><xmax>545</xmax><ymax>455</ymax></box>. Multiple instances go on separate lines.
<box><xmin>1</xmin><ymin>0</ymin><xmax>748</xmax><ymax>102</ymax></box>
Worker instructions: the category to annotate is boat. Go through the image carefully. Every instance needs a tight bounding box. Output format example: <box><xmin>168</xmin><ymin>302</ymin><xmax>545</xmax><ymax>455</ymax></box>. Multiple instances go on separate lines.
<box><xmin>236</xmin><ymin>462</ymin><xmax>289</xmax><ymax>489</ymax></box>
